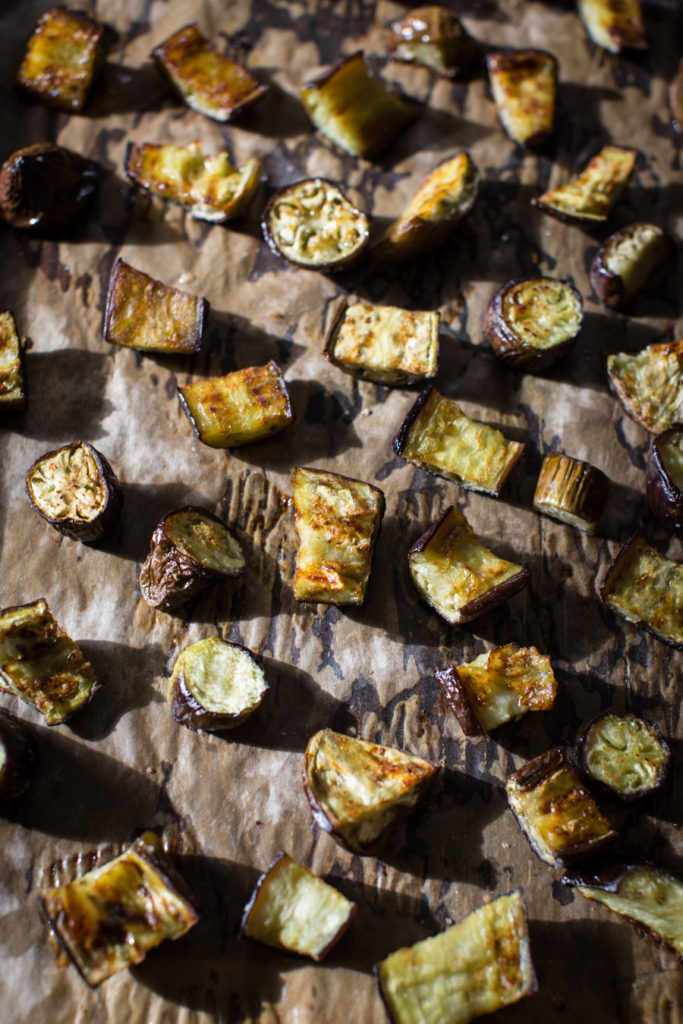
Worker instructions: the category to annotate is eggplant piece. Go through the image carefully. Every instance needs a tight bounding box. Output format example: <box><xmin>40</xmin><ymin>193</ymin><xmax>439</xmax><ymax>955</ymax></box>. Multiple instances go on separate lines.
<box><xmin>393</xmin><ymin>386</ymin><xmax>525</xmax><ymax>497</ymax></box>
<box><xmin>179</xmin><ymin>361</ymin><xmax>294</xmax><ymax>448</ymax></box>
<box><xmin>606</xmin><ymin>340</ymin><xmax>683</xmax><ymax>435</ymax></box>
<box><xmin>26</xmin><ymin>440</ymin><xmax>122</xmax><ymax>543</ymax></box>
<box><xmin>0</xmin><ymin>599</ymin><xmax>99</xmax><ymax>726</ymax></box>
<box><xmin>482</xmin><ymin>276</ymin><xmax>583</xmax><ymax>372</ymax></box>
<box><xmin>0</xmin><ymin>143</ymin><xmax>98</xmax><ymax>233</ymax></box>
<box><xmin>375</xmin><ymin>889</ymin><xmax>537</xmax><ymax>1024</ymax></box>
<box><xmin>670</xmin><ymin>60</ymin><xmax>683</xmax><ymax>135</ymax></box>
<box><xmin>374</xmin><ymin>152</ymin><xmax>479</xmax><ymax>262</ymax></box>
<box><xmin>533</xmin><ymin>452</ymin><xmax>608</xmax><ymax>533</ymax></box>
<box><xmin>577</xmin><ymin>0</ymin><xmax>647</xmax><ymax>53</ymax></box>
<box><xmin>324</xmin><ymin>301</ymin><xmax>438</xmax><ymax>387</ymax></box>
<box><xmin>647</xmin><ymin>426</ymin><xmax>683</xmax><ymax>531</ymax></box>
<box><xmin>532</xmin><ymin>145</ymin><xmax>637</xmax><ymax>224</ymax></box>
<box><xmin>292</xmin><ymin>467</ymin><xmax>385</xmax><ymax>606</ymax></box>
<box><xmin>578</xmin><ymin>713</ymin><xmax>670</xmax><ymax>801</ymax></box>
<box><xmin>261</xmin><ymin>178</ymin><xmax>369</xmax><ymax>271</ymax></box>
<box><xmin>0</xmin><ymin>310</ymin><xmax>25</xmax><ymax>409</ymax></box>
<box><xmin>506</xmin><ymin>748</ymin><xmax>617</xmax><ymax>867</ymax></box>
<box><xmin>486</xmin><ymin>50</ymin><xmax>557</xmax><ymax>147</ymax></box>
<box><xmin>168</xmin><ymin>638</ymin><xmax>268</xmax><ymax>732</ymax></box>
<box><xmin>300</xmin><ymin>51</ymin><xmax>414</xmax><ymax>158</ymax></box>
<box><xmin>0</xmin><ymin>711</ymin><xmax>38</xmax><ymax>800</ymax></box>
<box><xmin>151</xmin><ymin>23</ymin><xmax>267</xmax><ymax>122</ymax></box>
<box><xmin>590</xmin><ymin>223</ymin><xmax>671</xmax><ymax>310</ymax></box>
<box><xmin>241</xmin><ymin>852</ymin><xmax>356</xmax><ymax>961</ymax></box>
<box><xmin>303</xmin><ymin>728</ymin><xmax>438</xmax><ymax>856</ymax></box>
<box><xmin>41</xmin><ymin>831</ymin><xmax>198</xmax><ymax>987</ymax></box>
<box><xmin>436</xmin><ymin>644</ymin><xmax>557</xmax><ymax>738</ymax></box>
<box><xmin>386</xmin><ymin>6</ymin><xmax>478</xmax><ymax>78</ymax></box>
<box><xmin>125</xmin><ymin>142</ymin><xmax>261</xmax><ymax>224</ymax></box>
<box><xmin>599</xmin><ymin>532</ymin><xmax>683</xmax><ymax>649</ymax></box>
<box><xmin>408</xmin><ymin>506</ymin><xmax>529</xmax><ymax>626</ymax></box>
<box><xmin>17</xmin><ymin>7</ymin><xmax>105</xmax><ymax>113</ymax></box>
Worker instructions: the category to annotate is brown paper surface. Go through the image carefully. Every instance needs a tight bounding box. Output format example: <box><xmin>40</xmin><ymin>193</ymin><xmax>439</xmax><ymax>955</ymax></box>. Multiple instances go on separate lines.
<box><xmin>1</xmin><ymin>1</ymin><xmax>682</xmax><ymax>1021</ymax></box>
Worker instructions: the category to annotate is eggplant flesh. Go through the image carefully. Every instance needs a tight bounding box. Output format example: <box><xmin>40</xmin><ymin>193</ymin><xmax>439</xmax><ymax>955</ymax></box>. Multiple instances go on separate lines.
<box><xmin>533</xmin><ymin>452</ymin><xmax>608</xmax><ymax>533</ymax></box>
<box><xmin>647</xmin><ymin>427</ymin><xmax>683</xmax><ymax>531</ymax></box>
<box><xmin>169</xmin><ymin>638</ymin><xmax>268</xmax><ymax>732</ymax></box>
<box><xmin>607</xmin><ymin>340</ymin><xmax>683</xmax><ymax>435</ymax></box>
<box><xmin>0</xmin><ymin>711</ymin><xmax>38</xmax><ymax>800</ymax></box>
<box><xmin>17</xmin><ymin>7</ymin><xmax>105</xmax><ymax>112</ymax></box>
<box><xmin>0</xmin><ymin>143</ymin><xmax>98</xmax><ymax>233</ymax></box>
<box><xmin>579</xmin><ymin>714</ymin><xmax>669</xmax><ymax>800</ymax></box>
<box><xmin>0</xmin><ymin>310</ymin><xmax>25</xmax><ymax>408</ymax></box>
<box><xmin>533</xmin><ymin>146</ymin><xmax>636</xmax><ymax>223</ymax></box>
<box><xmin>483</xmin><ymin>277</ymin><xmax>583</xmax><ymax>371</ymax></box>
<box><xmin>577</xmin><ymin>0</ymin><xmax>647</xmax><ymax>52</ymax></box>
<box><xmin>325</xmin><ymin>302</ymin><xmax>438</xmax><ymax>387</ymax></box>
<box><xmin>386</xmin><ymin>6</ymin><xmax>478</xmax><ymax>77</ymax></box>
<box><xmin>487</xmin><ymin>50</ymin><xmax>557</xmax><ymax>146</ymax></box>
<box><xmin>591</xmin><ymin>223</ymin><xmax>670</xmax><ymax>309</ymax></box>
<box><xmin>600</xmin><ymin>533</ymin><xmax>683</xmax><ymax>649</ymax></box>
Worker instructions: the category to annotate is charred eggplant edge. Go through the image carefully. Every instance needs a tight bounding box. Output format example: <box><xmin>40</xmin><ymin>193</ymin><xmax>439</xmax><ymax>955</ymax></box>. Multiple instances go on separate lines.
<box><xmin>576</xmin><ymin>711</ymin><xmax>670</xmax><ymax>802</ymax></box>
<box><xmin>434</xmin><ymin>665</ymin><xmax>486</xmax><ymax>737</ymax></box>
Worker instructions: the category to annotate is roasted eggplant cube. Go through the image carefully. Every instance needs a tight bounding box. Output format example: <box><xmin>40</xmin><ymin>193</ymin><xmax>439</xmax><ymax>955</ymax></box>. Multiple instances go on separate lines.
<box><xmin>487</xmin><ymin>50</ymin><xmax>556</xmax><ymax>147</ymax></box>
<box><xmin>386</xmin><ymin>6</ymin><xmax>478</xmax><ymax>78</ymax></box>
<box><xmin>375</xmin><ymin>152</ymin><xmax>479</xmax><ymax>262</ymax></box>
<box><xmin>0</xmin><ymin>711</ymin><xmax>38</xmax><ymax>800</ymax></box>
<box><xmin>325</xmin><ymin>301</ymin><xmax>438</xmax><ymax>387</ymax></box>
<box><xmin>169</xmin><ymin>638</ymin><xmax>268</xmax><ymax>732</ymax></box>
<box><xmin>606</xmin><ymin>340</ymin><xmax>683</xmax><ymax>435</ymax></box>
<box><xmin>437</xmin><ymin>644</ymin><xmax>557</xmax><ymax>737</ymax></box>
<box><xmin>0</xmin><ymin>599</ymin><xmax>99</xmax><ymax>726</ymax></box>
<box><xmin>241</xmin><ymin>852</ymin><xmax>356</xmax><ymax>961</ymax></box>
<box><xmin>590</xmin><ymin>223</ymin><xmax>671</xmax><ymax>310</ymax></box>
<box><xmin>179</xmin><ymin>361</ymin><xmax>293</xmax><ymax>448</ymax></box>
<box><xmin>393</xmin><ymin>387</ymin><xmax>524</xmax><ymax>496</ymax></box>
<box><xmin>0</xmin><ymin>143</ymin><xmax>97</xmax><ymax>233</ymax></box>
<box><xmin>671</xmin><ymin>61</ymin><xmax>683</xmax><ymax>135</ymax></box>
<box><xmin>262</xmin><ymin>178</ymin><xmax>369</xmax><ymax>271</ymax></box>
<box><xmin>0</xmin><ymin>311</ymin><xmax>25</xmax><ymax>408</ymax></box>
<box><xmin>578</xmin><ymin>714</ymin><xmax>670</xmax><ymax>801</ymax></box>
<box><xmin>292</xmin><ymin>467</ymin><xmax>385</xmax><ymax>606</ymax></box>
<box><xmin>303</xmin><ymin>728</ymin><xmax>437</xmax><ymax>856</ymax></box>
<box><xmin>577</xmin><ymin>0</ymin><xmax>647</xmax><ymax>52</ymax></box>
<box><xmin>152</xmin><ymin>23</ymin><xmax>267</xmax><ymax>122</ymax></box>
<box><xmin>41</xmin><ymin>831</ymin><xmax>198</xmax><ymax>987</ymax></box>
<box><xmin>300</xmin><ymin>51</ymin><xmax>413</xmax><ymax>158</ymax></box>
<box><xmin>139</xmin><ymin>506</ymin><xmax>245</xmax><ymax>612</ymax></box>
<box><xmin>376</xmin><ymin>889</ymin><xmax>537</xmax><ymax>1024</ymax></box>
<box><xmin>26</xmin><ymin>440</ymin><xmax>122</xmax><ymax>543</ymax></box>
<box><xmin>533</xmin><ymin>452</ymin><xmax>608</xmax><ymax>534</ymax></box>
<box><xmin>532</xmin><ymin>146</ymin><xmax>637</xmax><ymax>224</ymax></box>
<box><xmin>647</xmin><ymin>426</ymin><xmax>683</xmax><ymax>531</ymax></box>
<box><xmin>483</xmin><ymin>277</ymin><xmax>583</xmax><ymax>372</ymax></box>
<box><xmin>506</xmin><ymin>748</ymin><xmax>617</xmax><ymax>867</ymax></box>
<box><xmin>17</xmin><ymin>7</ymin><xmax>105</xmax><ymax>113</ymax></box>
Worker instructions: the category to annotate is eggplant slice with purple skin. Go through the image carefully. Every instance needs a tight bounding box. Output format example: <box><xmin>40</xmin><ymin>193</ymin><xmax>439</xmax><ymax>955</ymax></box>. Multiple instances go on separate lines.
<box><xmin>606</xmin><ymin>339</ymin><xmax>683</xmax><ymax>435</ymax></box>
<box><xmin>647</xmin><ymin>426</ymin><xmax>683</xmax><ymax>531</ymax></box>
<box><xmin>486</xmin><ymin>49</ymin><xmax>557</xmax><ymax>147</ymax></box>
<box><xmin>533</xmin><ymin>452</ymin><xmax>608</xmax><ymax>534</ymax></box>
<box><xmin>0</xmin><ymin>143</ymin><xmax>98</xmax><ymax>233</ymax></box>
<box><xmin>483</xmin><ymin>276</ymin><xmax>583</xmax><ymax>372</ymax></box>
<box><xmin>590</xmin><ymin>222</ymin><xmax>671</xmax><ymax>310</ymax></box>
<box><xmin>0</xmin><ymin>711</ymin><xmax>38</xmax><ymax>800</ymax></box>
<box><xmin>17</xmin><ymin>6</ymin><xmax>106</xmax><ymax>113</ymax></box>
<box><xmin>532</xmin><ymin>145</ymin><xmax>637</xmax><ymax>224</ymax></box>
<box><xmin>578</xmin><ymin>713</ymin><xmax>670</xmax><ymax>802</ymax></box>
<box><xmin>386</xmin><ymin>6</ymin><xmax>479</xmax><ymax>78</ymax></box>
<box><xmin>168</xmin><ymin>638</ymin><xmax>268</xmax><ymax>732</ymax></box>
<box><xmin>577</xmin><ymin>0</ymin><xmax>647</xmax><ymax>53</ymax></box>
<box><xmin>0</xmin><ymin>310</ymin><xmax>26</xmax><ymax>409</ymax></box>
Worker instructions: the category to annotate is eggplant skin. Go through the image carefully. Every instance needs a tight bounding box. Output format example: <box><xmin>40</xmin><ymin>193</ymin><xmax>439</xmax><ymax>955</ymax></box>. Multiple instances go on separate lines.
<box><xmin>590</xmin><ymin>223</ymin><xmax>671</xmax><ymax>310</ymax></box>
<box><xmin>578</xmin><ymin>713</ymin><xmax>670</xmax><ymax>802</ymax></box>
<box><xmin>0</xmin><ymin>143</ymin><xmax>98</xmax><ymax>234</ymax></box>
<box><xmin>168</xmin><ymin>638</ymin><xmax>268</xmax><ymax>732</ymax></box>
<box><xmin>17</xmin><ymin>7</ymin><xmax>106</xmax><ymax>113</ymax></box>
<box><xmin>482</xmin><ymin>277</ymin><xmax>583</xmax><ymax>372</ymax></box>
<box><xmin>486</xmin><ymin>49</ymin><xmax>557</xmax><ymax>147</ymax></box>
<box><xmin>646</xmin><ymin>426</ymin><xmax>683</xmax><ymax>532</ymax></box>
<box><xmin>0</xmin><ymin>310</ymin><xmax>26</xmax><ymax>409</ymax></box>
<box><xmin>386</xmin><ymin>6</ymin><xmax>479</xmax><ymax>78</ymax></box>
<box><xmin>0</xmin><ymin>711</ymin><xmax>38</xmax><ymax>800</ymax></box>
<box><xmin>533</xmin><ymin>452</ymin><xmax>608</xmax><ymax>534</ymax></box>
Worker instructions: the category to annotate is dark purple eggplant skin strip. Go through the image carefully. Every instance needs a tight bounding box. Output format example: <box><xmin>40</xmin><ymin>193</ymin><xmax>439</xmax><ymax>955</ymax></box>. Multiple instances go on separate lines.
<box><xmin>646</xmin><ymin>427</ymin><xmax>683</xmax><ymax>531</ymax></box>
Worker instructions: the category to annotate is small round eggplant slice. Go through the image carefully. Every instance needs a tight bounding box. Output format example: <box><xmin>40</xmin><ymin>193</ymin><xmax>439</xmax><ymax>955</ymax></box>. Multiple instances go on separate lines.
<box><xmin>590</xmin><ymin>222</ymin><xmax>671</xmax><ymax>310</ymax></box>
<box><xmin>0</xmin><ymin>711</ymin><xmax>38</xmax><ymax>800</ymax></box>
<box><xmin>26</xmin><ymin>440</ymin><xmax>123</xmax><ymax>543</ymax></box>
<box><xmin>261</xmin><ymin>178</ymin><xmax>369</xmax><ymax>271</ymax></box>
<box><xmin>483</xmin><ymin>277</ymin><xmax>583</xmax><ymax>372</ymax></box>
<box><xmin>646</xmin><ymin>425</ymin><xmax>683</xmax><ymax>531</ymax></box>
<box><xmin>579</xmin><ymin>713</ymin><xmax>670</xmax><ymax>801</ymax></box>
<box><xmin>168</xmin><ymin>638</ymin><xmax>268</xmax><ymax>731</ymax></box>
<box><xmin>0</xmin><ymin>143</ymin><xmax>98</xmax><ymax>233</ymax></box>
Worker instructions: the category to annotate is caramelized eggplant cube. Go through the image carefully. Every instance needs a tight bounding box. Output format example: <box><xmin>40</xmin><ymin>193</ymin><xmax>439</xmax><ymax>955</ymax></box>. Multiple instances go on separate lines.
<box><xmin>139</xmin><ymin>506</ymin><xmax>245</xmax><ymax>612</ymax></box>
<box><xmin>0</xmin><ymin>599</ymin><xmax>99</xmax><ymax>726</ymax></box>
<box><xmin>0</xmin><ymin>143</ymin><xmax>97</xmax><ymax>233</ymax></box>
<box><xmin>506</xmin><ymin>748</ymin><xmax>617</xmax><ymax>867</ymax></box>
<box><xmin>41</xmin><ymin>831</ymin><xmax>198</xmax><ymax>987</ymax></box>
<box><xmin>152</xmin><ymin>23</ymin><xmax>267</xmax><ymax>122</ymax></box>
<box><xmin>487</xmin><ymin>50</ymin><xmax>556</xmax><ymax>147</ymax></box>
<box><xmin>241</xmin><ymin>852</ymin><xmax>356</xmax><ymax>960</ymax></box>
<box><xmin>376</xmin><ymin>889</ymin><xmax>536</xmax><ymax>1024</ymax></box>
<box><xmin>169</xmin><ymin>638</ymin><xmax>268</xmax><ymax>732</ymax></box>
<box><xmin>483</xmin><ymin>277</ymin><xmax>583</xmax><ymax>372</ymax></box>
<box><xmin>0</xmin><ymin>711</ymin><xmax>38</xmax><ymax>800</ymax></box>
<box><xmin>18</xmin><ymin>7</ymin><xmax>105</xmax><ymax>113</ymax></box>
<box><xmin>292</xmin><ymin>467</ymin><xmax>385</xmax><ymax>606</ymax></box>
<box><xmin>606</xmin><ymin>340</ymin><xmax>683</xmax><ymax>435</ymax></box>
<box><xmin>262</xmin><ymin>178</ymin><xmax>369</xmax><ymax>271</ymax></box>
<box><xmin>590</xmin><ymin>223</ymin><xmax>671</xmax><ymax>310</ymax></box>
<box><xmin>325</xmin><ymin>301</ymin><xmax>438</xmax><ymax>386</ymax></box>
<box><xmin>0</xmin><ymin>311</ymin><xmax>25</xmax><ymax>408</ymax></box>
<box><xmin>647</xmin><ymin>426</ymin><xmax>683</xmax><ymax>531</ymax></box>
<box><xmin>532</xmin><ymin>145</ymin><xmax>636</xmax><ymax>224</ymax></box>
<box><xmin>533</xmin><ymin>452</ymin><xmax>608</xmax><ymax>533</ymax></box>
<box><xmin>300</xmin><ymin>51</ymin><xmax>413</xmax><ymax>158</ymax></box>
<box><xmin>577</xmin><ymin>0</ymin><xmax>647</xmax><ymax>52</ymax></box>
<box><xmin>670</xmin><ymin>61</ymin><xmax>683</xmax><ymax>135</ymax></box>
<box><xmin>408</xmin><ymin>506</ymin><xmax>529</xmax><ymax>626</ymax></box>
<box><xmin>303</xmin><ymin>728</ymin><xmax>437</xmax><ymax>856</ymax></box>
<box><xmin>578</xmin><ymin>714</ymin><xmax>670</xmax><ymax>801</ymax></box>
<box><xmin>386</xmin><ymin>6</ymin><xmax>478</xmax><ymax>78</ymax></box>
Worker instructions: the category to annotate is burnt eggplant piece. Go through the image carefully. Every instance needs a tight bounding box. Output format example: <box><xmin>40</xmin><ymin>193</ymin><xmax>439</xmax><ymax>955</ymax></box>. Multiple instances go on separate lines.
<box><xmin>670</xmin><ymin>61</ymin><xmax>683</xmax><ymax>135</ymax></box>
<box><xmin>533</xmin><ymin>452</ymin><xmax>608</xmax><ymax>534</ymax></box>
<box><xmin>241</xmin><ymin>852</ymin><xmax>356</xmax><ymax>961</ymax></box>
<box><xmin>41</xmin><ymin>831</ymin><xmax>198</xmax><ymax>987</ymax></box>
<box><xmin>168</xmin><ymin>638</ymin><xmax>268</xmax><ymax>732</ymax></box>
<box><xmin>0</xmin><ymin>711</ymin><xmax>38</xmax><ymax>800</ymax></box>
<box><xmin>606</xmin><ymin>340</ymin><xmax>683</xmax><ymax>435</ymax></box>
<box><xmin>26</xmin><ymin>440</ymin><xmax>122</xmax><ymax>543</ymax></box>
<box><xmin>647</xmin><ymin>426</ymin><xmax>683</xmax><ymax>531</ymax></box>
<box><xmin>375</xmin><ymin>889</ymin><xmax>537</xmax><ymax>1024</ymax></box>
<box><xmin>506</xmin><ymin>748</ymin><xmax>617</xmax><ymax>867</ymax></box>
<box><xmin>17</xmin><ymin>7</ymin><xmax>105</xmax><ymax>113</ymax></box>
<box><xmin>487</xmin><ymin>49</ymin><xmax>557</xmax><ymax>147</ymax></box>
<box><xmin>0</xmin><ymin>599</ymin><xmax>99</xmax><ymax>726</ymax></box>
<box><xmin>300</xmin><ymin>51</ymin><xmax>414</xmax><ymax>158</ymax></box>
<box><xmin>386</xmin><ymin>6</ymin><xmax>478</xmax><ymax>78</ymax></box>
<box><xmin>532</xmin><ymin>145</ymin><xmax>637</xmax><ymax>224</ymax></box>
<box><xmin>151</xmin><ymin>23</ymin><xmax>267</xmax><ymax>122</ymax></box>
<box><xmin>590</xmin><ymin>223</ymin><xmax>671</xmax><ymax>310</ymax></box>
<box><xmin>578</xmin><ymin>713</ymin><xmax>670</xmax><ymax>801</ymax></box>
<box><xmin>139</xmin><ymin>506</ymin><xmax>246</xmax><ymax>612</ymax></box>
<box><xmin>0</xmin><ymin>143</ymin><xmax>98</xmax><ymax>233</ymax></box>
<box><xmin>483</xmin><ymin>276</ymin><xmax>583</xmax><ymax>372</ymax></box>
<box><xmin>303</xmin><ymin>728</ymin><xmax>438</xmax><ymax>856</ymax></box>
<box><xmin>0</xmin><ymin>310</ymin><xmax>26</xmax><ymax>409</ymax></box>
<box><xmin>292</xmin><ymin>467</ymin><xmax>385</xmax><ymax>606</ymax></box>
<box><xmin>577</xmin><ymin>0</ymin><xmax>647</xmax><ymax>52</ymax></box>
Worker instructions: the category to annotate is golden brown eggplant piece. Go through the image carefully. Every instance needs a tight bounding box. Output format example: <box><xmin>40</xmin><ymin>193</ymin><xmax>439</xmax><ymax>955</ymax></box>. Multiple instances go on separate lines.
<box><xmin>0</xmin><ymin>143</ymin><xmax>98</xmax><ymax>233</ymax></box>
<box><xmin>386</xmin><ymin>6</ymin><xmax>478</xmax><ymax>78</ymax></box>
<box><xmin>152</xmin><ymin>23</ymin><xmax>267</xmax><ymax>122</ymax></box>
<box><xmin>578</xmin><ymin>713</ymin><xmax>670</xmax><ymax>801</ymax></box>
<box><xmin>241</xmin><ymin>852</ymin><xmax>356</xmax><ymax>960</ymax></box>
<box><xmin>647</xmin><ymin>426</ymin><xmax>683</xmax><ymax>531</ymax></box>
<box><xmin>408</xmin><ymin>506</ymin><xmax>529</xmax><ymax>626</ymax></box>
<box><xmin>17</xmin><ymin>7</ymin><xmax>105</xmax><ymax>113</ymax></box>
<box><xmin>606</xmin><ymin>340</ymin><xmax>683</xmax><ymax>435</ymax></box>
<box><xmin>670</xmin><ymin>60</ymin><xmax>683</xmax><ymax>135</ymax></box>
<box><xmin>577</xmin><ymin>0</ymin><xmax>647</xmax><ymax>52</ymax></box>
<box><xmin>375</xmin><ymin>889</ymin><xmax>537</xmax><ymax>1024</ymax></box>
<box><xmin>0</xmin><ymin>599</ymin><xmax>99</xmax><ymax>726</ymax></box>
<box><xmin>533</xmin><ymin>452</ymin><xmax>608</xmax><ymax>533</ymax></box>
<box><xmin>292</xmin><ymin>467</ymin><xmax>385</xmax><ymax>605</ymax></box>
<box><xmin>41</xmin><ymin>831</ymin><xmax>198</xmax><ymax>987</ymax></box>
<box><xmin>303</xmin><ymin>728</ymin><xmax>437</xmax><ymax>856</ymax></box>
<box><xmin>532</xmin><ymin>145</ymin><xmax>637</xmax><ymax>224</ymax></box>
<box><xmin>487</xmin><ymin>49</ymin><xmax>557</xmax><ymax>147</ymax></box>
<box><xmin>300</xmin><ymin>51</ymin><xmax>413</xmax><ymax>158</ymax></box>
<box><xmin>506</xmin><ymin>748</ymin><xmax>617</xmax><ymax>867</ymax></box>
<box><xmin>0</xmin><ymin>311</ymin><xmax>25</xmax><ymax>408</ymax></box>
<box><xmin>0</xmin><ymin>711</ymin><xmax>38</xmax><ymax>800</ymax></box>
<box><xmin>483</xmin><ymin>276</ymin><xmax>583</xmax><ymax>372</ymax></box>
<box><xmin>168</xmin><ymin>638</ymin><xmax>268</xmax><ymax>732</ymax></box>
<box><xmin>590</xmin><ymin>223</ymin><xmax>671</xmax><ymax>309</ymax></box>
